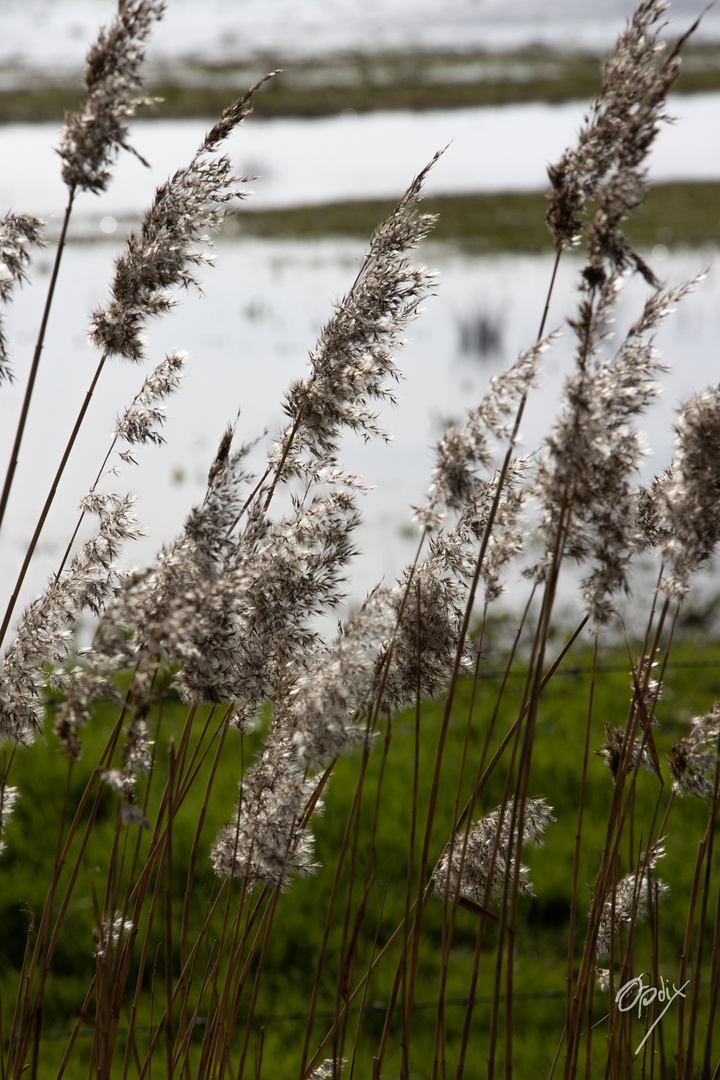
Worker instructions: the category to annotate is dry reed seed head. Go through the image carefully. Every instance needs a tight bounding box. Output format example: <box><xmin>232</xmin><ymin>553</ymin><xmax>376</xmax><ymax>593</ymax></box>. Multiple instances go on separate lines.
<box><xmin>58</xmin><ymin>0</ymin><xmax>165</xmax><ymax>194</ymax></box>
<box><xmin>122</xmin><ymin>716</ymin><xmax>153</xmax><ymax>774</ymax></box>
<box><xmin>669</xmin><ymin>702</ymin><xmax>720</xmax><ymax>798</ymax></box>
<box><xmin>93</xmin><ymin>910</ymin><xmax>134</xmax><ymax>960</ymax></box>
<box><xmin>583</xmin><ymin>171</ymin><xmax>661</xmax><ymax>289</ymax></box>
<box><xmin>596</xmin><ymin>722</ymin><xmax>655</xmax><ymax>779</ymax></box>
<box><xmin>88</xmin><ymin>88</ymin><xmax>265</xmax><ymax>363</ymax></box>
<box><xmin>419</xmin><ymin>335</ymin><xmax>550</xmax><ymax>522</ymax></box>
<box><xmin>0</xmin><ymin>783</ymin><xmax>18</xmax><ymax>856</ymax></box>
<box><xmin>52</xmin><ymin>655</ymin><xmax>125</xmax><ymax>761</ymax></box>
<box><xmin>531</xmin><ymin>275</ymin><xmax>695</xmax><ymax>626</ymax></box>
<box><xmin>268</xmin><ymin>155</ymin><xmax>439</xmax><ymax>481</ymax></box>
<box><xmin>114</xmin><ymin>350</ymin><xmax>186</xmax><ymax>447</ymax></box>
<box><xmin>432</xmin><ymin>798</ymin><xmax>554</xmax><ymax>905</ymax></box>
<box><xmin>661</xmin><ymin>382</ymin><xmax>720</xmax><ymax>596</ymax></box>
<box><xmin>596</xmin><ymin>841</ymin><xmax>669</xmax><ymax>959</ymax></box>
<box><xmin>0</xmin><ymin>494</ymin><xmax>142</xmax><ymax>744</ymax></box>
<box><xmin>377</xmin><ymin>555</ymin><xmax>468</xmax><ymax>714</ymax></box>
<box><xmin>308</xmin><ymin>1061</ymin><xmax>346</xmax><ymax>1080</ymax></box>
<box><xmin>634</xmin><ymin>468</ymin><xmax>673</xmax><ymax>550</ymax></box>
<box><xmin>0</xmin><ymin>212</ymin><xmax>45</xmax><ymax>384</ymax></box>
<box><xmin>101</xmin><ymin>765</ymin><xmax>148</xmax><ymax>826</ymax></box>
<box><xmin>545</xmin><ymin>0</ymin><xmax>687</xmax><ymax>252</ymax></box>
<box><xmin>176</xmin><ymin>484</ymin><xmax>361</xmax><ymax>706</ymax></box>
<box><xmin>379</xmin><ymin>459</ymin><xmax>530</xmax><ymax>713</ymax></box>
<box><xmin>454</xmin><ymin>458</ymin><xmax>531</xmax><ymax>605</ymax></box>
<box><xmin>99</xmin><ymin>425</ymin><xmax>256</xmax><ymax>678</ymax></box>
<box><xmin>630</xmin><ymin>653</ymin><xmax>662</xmax><ymax>718</ymax></box>
<box><xmin>286</xmin><ymin>588</ymin><xmax>396</xmax><ymax>768</ymax></box>
<box><xmin>211</xmin><ymin>742</ymin><xmax>319</xmax><ymax>887</ymax></box>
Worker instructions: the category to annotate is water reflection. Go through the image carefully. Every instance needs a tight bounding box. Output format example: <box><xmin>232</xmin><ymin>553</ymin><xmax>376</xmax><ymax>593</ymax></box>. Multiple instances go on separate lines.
<box><xmin>1</xmin><ymin>235</ymin><xmax>716</xmax><ymax>619</ymax></box>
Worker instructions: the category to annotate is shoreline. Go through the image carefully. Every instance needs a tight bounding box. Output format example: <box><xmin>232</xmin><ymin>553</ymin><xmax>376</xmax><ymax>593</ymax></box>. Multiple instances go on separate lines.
<box><xmin>2</xmin><ymin>43</ymin><xmax>720</xmax><ymax>123</ymax></box>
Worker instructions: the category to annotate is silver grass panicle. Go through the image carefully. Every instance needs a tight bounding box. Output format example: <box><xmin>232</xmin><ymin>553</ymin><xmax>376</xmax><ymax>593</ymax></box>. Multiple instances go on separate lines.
<box><xmin>378</xmin><ymin>553</ymin><xmax>466</xmax><ymax>715</ymax></box>
<box><xmin>177</xmin><ymin>483</ymin><xmax>361</xmax><ymax>707</ymax></box>
<box><xmin>378</xmin><ymin>461</ymin><xmax>528</xmax><ymax>713</ymax></box>
<box><xmin>596</xmin><ymin>722</ymin><xmax>655</xmax><ymax>780</ymax></box>
<box><xmin>634</xmin><ymin>468</ymin><xmax>673</xmax><ymax>550</ymax></box>
<box><xmin>89</xmin><ymin>428</ymin><xmax>255</xmax><ymax>687</ymax></box>
<box><xmin>266</xmin><ymin>154</ymin><xmax>439</xmax><ymax>486</ymax></box>
<box><xmin>89</xmin><ymin>78</ymin><xmax>272</xmax><ymax>362</ymax></box>
<box><xmin>211</xmin><ymin>739</ymin><xmax>319</xmax><ymax>888</ymax></box>
<box><xmin>101</xmin><ymin>716</ymin><xmax>153</xmax><ymax>825</ymax></box>
<box><xmin>432</xmin><ymin>797</ymin><xmax>554</xmax><ymax>905</ymax></box>
<box><xmin>451</xmin><ymin>458</ymin><xmax>531</xmax><ymax>606</ymax></box>
<box><xmin>308</xmin><ymin>1061</ymin><xmax>345</xmax><ymax>1080</ymax></box>
<box><xmin>660</xmin><ymin>383</ymin><xmax>720</xmax><ymax>596</ymax></box>
<box><xmin>52</xmin><ymin>660</ymin><xmax>122</xmax><ymax>763</ymax></box>
<box><xmin>0</xmin><ymin>212</ymin><xmax>45</xmax><ymax>384</ymax></box>
<box><xmin>58</xmin><ymin>0</ymin><xmax>165</xmax><ymax>194</ymax></box>
<box><xmin>596</xmin><ymin>842</ymin><xmax>669</xmax><ymax>959</ymax></box>
<box><xmin>546</xmin><ymin>0</ymin><xmax>687</xmax><ymax>260</ymax></box>
<box><xmin>669</xmin><ymin>702</ymin><xmax>720</xmax><ymax>798</ymax></box>
<box><xmin>284</xmin><ymin>588</ymin><xmax>396</xmax><ymax>768</ymax></box>
<box><xmin>0</xmin><ymin>494</ymin><xmax>141</xmax><ymax>744</ymax></box>
<box><xmin>93</xmin><ymin>911</ymin><xmax>134</xmax><ymax>960</ymax></box>
<box><xmin>211</xmin><ymin>593</ymin><xmax>396</xmax><ymax>883</ymax></box>
<box><xmin>532</xmin><ymin>274</ymin><xmax>697</xmax><ymax>627</ymax></box>
<box><xmin>419</xmin><ymin>338</ymin><xmax>549</xmax><ymax>522</ymax></box>
<box><xmin>0</xmin><ymin>783</ymin><xmax>18</xmax><ymax>856</ymax></box>
<box><xmin>114</xmin><ymin>350</ymin><xmax>186</xmax><ymax>450</ymax></box>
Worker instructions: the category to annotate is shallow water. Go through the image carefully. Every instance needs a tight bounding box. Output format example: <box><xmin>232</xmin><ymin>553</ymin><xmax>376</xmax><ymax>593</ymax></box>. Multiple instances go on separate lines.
<box><xmin>1</xmin><ymin>93</ymin><xmax>719</xmax><ymax>240</ymax></box>
<box><xmin>1</xmin><ymin>236</ymin><xmax>717</xmax><ymax>625</ymax></box>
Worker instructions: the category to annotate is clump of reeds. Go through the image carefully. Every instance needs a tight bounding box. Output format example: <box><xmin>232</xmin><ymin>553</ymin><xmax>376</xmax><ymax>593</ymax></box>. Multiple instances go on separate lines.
<box><xmin>0</xmin><ymin>1</ymin><xmax>719</xmax><ymax>1078</ymax></box>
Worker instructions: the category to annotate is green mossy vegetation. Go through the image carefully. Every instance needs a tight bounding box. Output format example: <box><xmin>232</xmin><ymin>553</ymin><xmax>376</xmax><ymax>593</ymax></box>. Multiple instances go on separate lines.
<box><xmin>2</xmin><ymin>43</ymin><xmax>720</xmax><ymax>123</ymax></box>
<box><xmin>230</xmin><ymin>181</ymin><xmax>720</xmax><ymax>252</ymax></box>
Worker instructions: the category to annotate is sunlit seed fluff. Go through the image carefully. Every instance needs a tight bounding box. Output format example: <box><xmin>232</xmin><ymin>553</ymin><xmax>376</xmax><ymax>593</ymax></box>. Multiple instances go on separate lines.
<box><xmin>669</xmin><ymin>702</ymin><xmax>720</xmax><ymax>799</ymax></box>
<box><xmin>286</xmin><ymin>588</ymin><xmax>396</xmax><ymax>768</ymax></box>
<box><xmin>432</xmin><ymin>798</ymin><xmax>554</xmax><ymax>905</ymax></box>
<box><xmin>93</xmin><ymin>910</ymin><xmax>134</xmax><ymax>959</ymax></box>
<box><xmin>58</xmin><ymin>0</ymin><xmax>166</xmax><ymax>194</ymax></box>
<box><xmin>634</xmin><ymin>468</ymin><xmax>673</xmax><ymax>551</ymax></box>
<box><xmin>211</xmin><ymin>743</ymin><xmax>319</xmax><ymax>888</ymax></box>
<box><xmin>0</xmin><ymin>495</ymin><xmax>141</xmax><ymax>744</ymax></box>
<box><xmin>661</xmin><ymin>382</ymin><xmax>720</xmax><ymax>596</ymax></box>
<box><xmin>596</xmin><ymin>842</ymin><xmax>668</xmax><ymax>959</ymax></box>
<box><xmin>89</xmin><ymin>79</ymin><xmax>272</xmax><ymax>361</ymax></box>
<box><xmin>531</xmin><ymin>275</ymin><xmax>696</xmax><ymax>627</ymax></box>
<box><xmin>421</xmin><ymin>337</ymin><xmax>550</xmax><ymax>518</ymax></box>
<box><xmin>113</xmin><ymin>351</ymin><xmax>187</xmax><ymax>446</ymax></box>
<box><xmin>177</xmin><ymin>484</ymin><xmax>361</xmax><ymax>708</ymax></box>
<box><xmin>546</xmin><ymin>0</ymin><xmax>689</xmax><ymax>255</ymax></box>
<box><xmin>0</xmin><ymin>784</ymin><xmax>18</xmax><ymax>856</ymax></box>
<box><xmin>0</xmin><ymin>212</ymin><xmax>45</xmax><ymax>384</ymax></box>
<box><xmin>122</xmin><ymin>717</ymin><xmax>154</xmax><ymax>775</ymax></box>
<box><xmin>267</xmin><ymin>153</ymin><xmax>440</xmax><ymax>482</ymax></box>
<box><xmin>596</xmin><ymin>722</ymin><xmax>655</xmax><ymax>780</ymax></box>
<box><xmin>308</xmin><ymin>1061</ymin><xmax>346</xmax><ymax>1080</ymax></box>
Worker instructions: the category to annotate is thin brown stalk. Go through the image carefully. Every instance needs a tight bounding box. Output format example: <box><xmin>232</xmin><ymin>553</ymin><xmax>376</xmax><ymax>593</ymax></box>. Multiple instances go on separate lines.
<box><xmin>0</xmin><ymin>190</ymin><xmax>75</xmax><ymax>534</ymax></box>
<box><xmin>0</xmin><ymin>351</ymin><xmax>108</xmax><ymax>649</ymax></box>
<box><xmin>165</xmin><ymin>740</ymin><xmax>175</xmax><ymax>1080</ymax></box>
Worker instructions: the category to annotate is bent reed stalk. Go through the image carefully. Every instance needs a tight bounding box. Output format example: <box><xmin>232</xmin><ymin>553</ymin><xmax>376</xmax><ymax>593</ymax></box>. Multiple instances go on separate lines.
<box><xmin>1</xmin><ymin>2</ymin><xmax>719</xmax><ymax>1078</ymax></box>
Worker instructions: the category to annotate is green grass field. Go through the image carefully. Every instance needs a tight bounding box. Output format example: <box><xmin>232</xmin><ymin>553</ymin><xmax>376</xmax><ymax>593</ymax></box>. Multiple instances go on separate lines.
<box><xmin>2</xmin><ymin>621</ymin><xmax>718</xmax><ymax>1077</ymax></box>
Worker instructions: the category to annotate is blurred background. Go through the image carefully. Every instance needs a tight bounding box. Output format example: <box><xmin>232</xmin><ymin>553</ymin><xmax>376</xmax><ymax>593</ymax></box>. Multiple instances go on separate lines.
<box><xmin>1</xmin><ymin>0</ymin><xmax>719</xmax><ymax>623</ymax></box>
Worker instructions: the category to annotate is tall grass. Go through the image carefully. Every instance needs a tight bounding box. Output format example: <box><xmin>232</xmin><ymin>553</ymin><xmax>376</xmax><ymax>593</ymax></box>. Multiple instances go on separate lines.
<box><xmin>1</xmin><ymin>0</ymin><xmax>719</xmax><ymax>1077</ymax></box>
